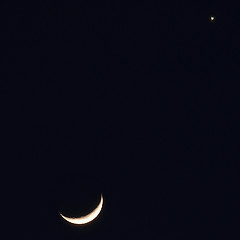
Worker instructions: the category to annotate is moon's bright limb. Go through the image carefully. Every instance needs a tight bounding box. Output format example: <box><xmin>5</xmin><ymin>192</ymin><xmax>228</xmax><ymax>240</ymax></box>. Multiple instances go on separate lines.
<box><xmin>59</xmin><ymin>194</ymin><xmax>103</xmax><ymax>225</ymax></box>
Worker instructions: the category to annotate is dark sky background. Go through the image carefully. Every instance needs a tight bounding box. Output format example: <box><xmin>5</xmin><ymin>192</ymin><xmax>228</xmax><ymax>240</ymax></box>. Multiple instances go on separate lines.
<box><xmin>2</xmin><ymin>0</ymin><xmax>240</xmax><ymax>239</ymax></box>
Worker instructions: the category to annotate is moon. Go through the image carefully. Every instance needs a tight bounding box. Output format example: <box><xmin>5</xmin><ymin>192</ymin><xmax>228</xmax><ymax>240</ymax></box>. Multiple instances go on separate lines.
<box><xmin>59</xmin><ymin>194</ymin><xmax>103</xmax><ymax>225</ymax></box>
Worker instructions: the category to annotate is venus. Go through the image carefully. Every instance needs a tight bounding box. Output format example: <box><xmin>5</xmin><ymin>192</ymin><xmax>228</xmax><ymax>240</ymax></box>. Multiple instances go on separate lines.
<box><xmin>210</xmin><ymin>16</ymin><xmax>215</xmax><ymax>22</ymax></box>
<box><xmin>59</xmin><ymin>194</ymin><xmax>103</xmax><ymax>225</ymax></box>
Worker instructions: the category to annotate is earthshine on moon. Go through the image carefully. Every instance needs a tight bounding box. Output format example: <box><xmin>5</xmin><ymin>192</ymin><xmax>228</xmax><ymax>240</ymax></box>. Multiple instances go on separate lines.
<box><xmin>59</xmin><ymin>194</ymin><xmax>103</xmax><ymax>225</ymax></box>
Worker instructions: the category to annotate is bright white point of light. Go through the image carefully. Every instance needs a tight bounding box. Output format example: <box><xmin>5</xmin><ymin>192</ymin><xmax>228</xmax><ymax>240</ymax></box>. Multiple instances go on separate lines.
<box><xmin>210</xmin><ymin>16</ymin><xmax>215</xmax><ymax>22</ymax></box>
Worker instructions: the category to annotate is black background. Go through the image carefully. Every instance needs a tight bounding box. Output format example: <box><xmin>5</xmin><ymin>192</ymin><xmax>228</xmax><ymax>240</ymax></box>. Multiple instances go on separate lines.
<box><xmin>1</xmin><ymin>0</ymin><xmax>240</xmax><ymax>239</ymax></box>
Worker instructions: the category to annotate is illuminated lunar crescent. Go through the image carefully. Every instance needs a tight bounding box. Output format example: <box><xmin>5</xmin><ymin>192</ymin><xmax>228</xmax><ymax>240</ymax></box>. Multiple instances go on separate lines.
<box><xmin>59</xmin><ymin>194</ymin><xmax>103</xmax><ymax>225</ymax></box>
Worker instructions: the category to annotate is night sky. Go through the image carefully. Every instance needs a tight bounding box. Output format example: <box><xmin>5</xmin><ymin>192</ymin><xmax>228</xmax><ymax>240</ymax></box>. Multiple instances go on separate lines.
<box><xmin>2</xmin><ymin>0</ymin><xmax>240</xmax><ymax>239</ymax></box>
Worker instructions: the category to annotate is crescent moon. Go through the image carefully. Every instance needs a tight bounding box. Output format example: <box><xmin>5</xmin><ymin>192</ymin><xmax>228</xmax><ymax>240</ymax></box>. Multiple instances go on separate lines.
<box><xmin>59</xmin><ymin>194</ymin><xmax>103</xmax><ymax>225</ymax></box>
